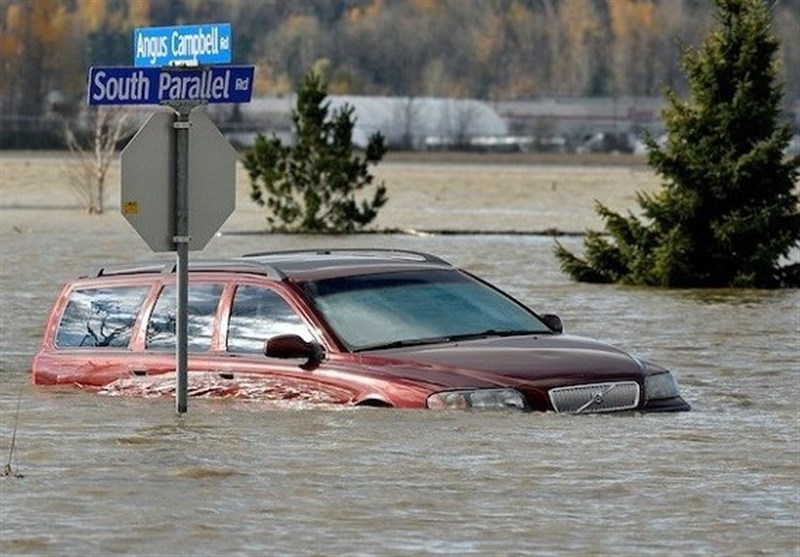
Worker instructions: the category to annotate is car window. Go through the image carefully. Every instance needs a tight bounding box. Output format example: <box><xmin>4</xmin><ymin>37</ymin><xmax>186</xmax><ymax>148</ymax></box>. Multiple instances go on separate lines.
<box><xmin>55</xmin><ymin>286</ymin><xmax>149</xmax><ymax>348</ymax></box>
<box><xmin>146</xmin><ymin>283</ymin><xmax>223</xmax><ymax>351</ymax></box>
<box><xmin>304</xmin><ymin>269</ymin><xmax>550</xmax><ymax>350</ymax></box>
<box><xmin>227</xmin><ymin>285</ymin><xmax>312</xmax><ymax>353</ymax></box>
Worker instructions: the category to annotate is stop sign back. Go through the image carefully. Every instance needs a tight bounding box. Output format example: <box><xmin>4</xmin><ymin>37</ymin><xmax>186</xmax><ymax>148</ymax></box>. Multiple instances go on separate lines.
<box><xmin>120</xmin><ymin>110</ymin><xmax>236</xmax><ymax>252</ymax></box>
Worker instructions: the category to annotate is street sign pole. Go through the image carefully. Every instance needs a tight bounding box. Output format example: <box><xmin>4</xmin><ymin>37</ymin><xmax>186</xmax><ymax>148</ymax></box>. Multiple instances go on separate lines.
<box><xmin>107</xmin><ymin>22</ymin><xmax>251</xmax><ymax>416</ymax></box>
<box><xmin>170</xmin><ymin>101</ymin><xmax>202</xmax><ymax>414</ymax></box>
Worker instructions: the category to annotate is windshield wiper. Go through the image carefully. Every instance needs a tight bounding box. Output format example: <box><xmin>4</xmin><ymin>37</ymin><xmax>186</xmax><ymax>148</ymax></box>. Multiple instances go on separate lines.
<box><xmin>356</xmin><ymin>336</ymin><xmax>451</xmax><ymax>352</ymax></box>
<box><xmin>357</xmin><ymin>329</ymin><xmax>543</xmax><ymax>352</ymax></box>
<box><xmin>445</xmin><ymin>329</ymin><xmax>543</xmax><ymax>341</ymax></box>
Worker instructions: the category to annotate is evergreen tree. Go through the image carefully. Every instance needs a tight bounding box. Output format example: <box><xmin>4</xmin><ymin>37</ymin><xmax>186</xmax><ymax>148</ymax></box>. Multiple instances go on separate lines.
<box><xmin>244</xmin><ymin>72</ymin><xmax>388</xmax><ymax>233</ymax></box>
<box><xmin>555</xmin><ymin>0</ymin><xmax>799</xmax><ymax>288</ymax></box>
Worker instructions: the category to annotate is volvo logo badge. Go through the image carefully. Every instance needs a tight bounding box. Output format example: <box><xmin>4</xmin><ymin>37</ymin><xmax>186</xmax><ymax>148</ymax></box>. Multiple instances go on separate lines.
<box><xmin>576</xmin><ymin>384</ymin><xmax>616</xmax><ymax>413</ymax></box>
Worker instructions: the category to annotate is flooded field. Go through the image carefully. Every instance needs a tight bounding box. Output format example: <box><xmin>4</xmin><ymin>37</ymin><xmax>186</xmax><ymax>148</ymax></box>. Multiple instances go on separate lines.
<box><xmin>1</xmin><ymin>153</ymin><xmax>798</xmax><ymax>556</ymax></box>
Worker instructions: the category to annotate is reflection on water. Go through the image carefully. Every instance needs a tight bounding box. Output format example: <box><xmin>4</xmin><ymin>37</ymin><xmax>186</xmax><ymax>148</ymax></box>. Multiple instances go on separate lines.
<box><xmin>1</xmin><ymin>215</ymin><xmax>799</xmax><ymax>556</ymax></box>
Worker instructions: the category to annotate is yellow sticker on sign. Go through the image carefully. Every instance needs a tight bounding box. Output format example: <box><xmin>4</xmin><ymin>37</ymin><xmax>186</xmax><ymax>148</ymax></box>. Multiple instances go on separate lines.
<box><xmin>122</xmin><ymin>201</ymin><xmax>139</xmax><ymax>216</ymax></box>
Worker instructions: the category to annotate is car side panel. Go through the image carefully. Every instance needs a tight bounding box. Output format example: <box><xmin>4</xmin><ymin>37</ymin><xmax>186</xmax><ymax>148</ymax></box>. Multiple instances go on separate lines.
<box><xmin>31</xmin><ymin>351</ymin><xmax>145</xmax><ymax>387</ymax></box>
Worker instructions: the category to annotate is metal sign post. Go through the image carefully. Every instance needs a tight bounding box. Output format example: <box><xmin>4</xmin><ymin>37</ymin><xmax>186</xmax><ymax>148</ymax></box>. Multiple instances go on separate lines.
<box><xmin>171</xmin><ymin>102</ymin><xmax>198</xmax><ymax>414</ymax></box>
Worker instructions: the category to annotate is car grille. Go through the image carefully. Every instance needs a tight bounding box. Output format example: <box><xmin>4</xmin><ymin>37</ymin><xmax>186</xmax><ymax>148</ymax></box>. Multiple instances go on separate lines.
<box><xmin>548</xmin><ymin>381</ymin><xmax>640</xmax><ymax>413</ymax></box>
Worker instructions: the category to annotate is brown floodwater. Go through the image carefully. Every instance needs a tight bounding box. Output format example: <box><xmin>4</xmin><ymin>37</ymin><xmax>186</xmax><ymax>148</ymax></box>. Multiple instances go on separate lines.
<box><xmin>1</xmin><ymin>202</ymin><xmax>798</xmax><ymax>556</ymax></box>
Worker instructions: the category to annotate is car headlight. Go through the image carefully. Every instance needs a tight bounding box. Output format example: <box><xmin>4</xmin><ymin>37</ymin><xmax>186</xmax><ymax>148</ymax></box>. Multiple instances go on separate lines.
<box><xmin>426</xmin><ymin>388</ymin><xmax>527</xmax><ymax>410</ymax></box>
<box><xmin>644</xmin><ymin>371</ymin><xmax>680</xmax><ymax>401</ymax></box>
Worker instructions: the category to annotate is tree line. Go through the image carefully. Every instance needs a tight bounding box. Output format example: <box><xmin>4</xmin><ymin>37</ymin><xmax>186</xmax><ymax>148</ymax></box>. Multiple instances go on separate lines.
<box><xmin>2</xmin><ymin>0</ymin><xmax>798</xmax><ymax>122</ymax></box>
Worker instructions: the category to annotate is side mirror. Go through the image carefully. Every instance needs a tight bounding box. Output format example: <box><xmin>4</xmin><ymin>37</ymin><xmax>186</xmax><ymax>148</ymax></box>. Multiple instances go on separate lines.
<box><xmin>541</xmin><ymin>314</ymin><xmax>563</xmax><ymax>334</ymax></box>
<box><xmin>265</xmin><ymin>334</ymin><xmax>325</xmax><ymax>370</ymax></box>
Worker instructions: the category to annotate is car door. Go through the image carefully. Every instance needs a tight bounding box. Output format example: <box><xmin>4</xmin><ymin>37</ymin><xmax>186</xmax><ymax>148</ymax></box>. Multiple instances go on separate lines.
<box><xmin>102</xmin><ymin>280</ymin><xmax>228</xmax><ymax>396</ymax></box>
<box><xmin>213</xmin><ymin>281</ymin><xmax>357</xmax><ymax>405</ymax></box>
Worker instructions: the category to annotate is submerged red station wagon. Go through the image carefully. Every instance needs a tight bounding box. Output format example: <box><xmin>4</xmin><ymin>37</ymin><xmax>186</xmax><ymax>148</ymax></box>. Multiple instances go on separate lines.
<box><xmin>32</xmin><ymin>249</ymin><xmax>690</xmax><ymax>413</ymax></box>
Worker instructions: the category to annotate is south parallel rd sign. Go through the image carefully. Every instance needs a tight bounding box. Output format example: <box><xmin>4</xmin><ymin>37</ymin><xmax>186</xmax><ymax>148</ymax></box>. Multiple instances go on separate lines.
<box><xmin>87</xmin><ymin>66</ymin><xmax>254</xmax><ymax>105</ymax></box>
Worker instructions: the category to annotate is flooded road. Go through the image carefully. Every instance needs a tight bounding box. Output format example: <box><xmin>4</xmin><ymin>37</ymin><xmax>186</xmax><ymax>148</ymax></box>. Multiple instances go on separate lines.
<box><xmin>1</xmin><ymin>200</ymin><xmax>799</xmax><ymax>555</ymax></box>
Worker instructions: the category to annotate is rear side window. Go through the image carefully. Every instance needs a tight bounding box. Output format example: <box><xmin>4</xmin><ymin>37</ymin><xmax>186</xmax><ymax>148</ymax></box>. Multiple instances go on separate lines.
<box><xmin>146</xmin><ymin>284</ymin><xmax>223</xmax><ymax>351</ymax></box>
<box><xmin>55</xmin><ymin>286</ymin><xmax>149</xmax><ymax>348</ymax></box>
<box><xmin>227</xmin><ymin>285</ymin><xmax>312</xmax><ymax>353</ymax></box>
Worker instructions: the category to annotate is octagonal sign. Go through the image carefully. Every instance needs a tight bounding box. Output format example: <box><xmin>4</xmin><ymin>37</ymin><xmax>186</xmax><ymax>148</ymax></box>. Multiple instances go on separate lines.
<box><xmin>121</xmin><ymin>110</ymin><xmax>236</xmax><ymax>252</ymax></box>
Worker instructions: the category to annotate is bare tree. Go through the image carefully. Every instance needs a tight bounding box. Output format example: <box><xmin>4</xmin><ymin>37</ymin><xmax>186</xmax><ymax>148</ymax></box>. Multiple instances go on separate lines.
<box><xmin>63</xmin><ymin>107</ymin><xmax>133</xmax><ymax>214</ymax></box>
<box><xmin>450</xmin><ymin>100</ymin><xmax>479</xmax><ymax>149</ymax></box>
<box><xmin>390</xmin><ymin>96</ymin><xmax>420</xmax><ymax>150</ymax></box>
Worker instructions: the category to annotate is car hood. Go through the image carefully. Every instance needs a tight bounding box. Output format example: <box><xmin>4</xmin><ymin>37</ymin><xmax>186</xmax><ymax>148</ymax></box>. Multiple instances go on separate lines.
<box><xmin>356</xmin><ymin>334</ymin><xmax>644</xmax><ymax>389</ymax></box>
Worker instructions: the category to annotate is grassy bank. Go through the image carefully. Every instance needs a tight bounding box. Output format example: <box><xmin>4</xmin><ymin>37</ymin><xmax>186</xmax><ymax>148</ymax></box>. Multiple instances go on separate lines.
<box><xmin>383</xmin><ymin>150</ymin><xmax>648</xmax><ymax>167</ymax></box>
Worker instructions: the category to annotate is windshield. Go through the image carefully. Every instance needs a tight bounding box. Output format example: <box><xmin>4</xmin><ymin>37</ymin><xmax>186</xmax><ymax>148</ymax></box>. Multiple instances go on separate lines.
<box><xmin>302</xmin><ymin>269</ymin><xmax>551</xmax><ymax>351</ymax></box>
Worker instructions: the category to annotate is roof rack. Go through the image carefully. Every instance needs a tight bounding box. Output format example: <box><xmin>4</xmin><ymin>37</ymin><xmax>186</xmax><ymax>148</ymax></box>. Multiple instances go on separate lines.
<box><xmin>84</xmin><ymin>249</ymin><xmax>451</xmax><ymax>280</ymax></box>
<box><xmin>242</xmin><ymin>248</ymin><xmax>452</xmax><ymax>266</ymax></box>
<box><xmin>87</xmin><ymin>261</ymin><xmax>173</xmax><ymax>278</ymax></box>
<box><xmin>88</xmin><ymin>259</ymin><xmax>287</xmax><ymax>279</ymax></box>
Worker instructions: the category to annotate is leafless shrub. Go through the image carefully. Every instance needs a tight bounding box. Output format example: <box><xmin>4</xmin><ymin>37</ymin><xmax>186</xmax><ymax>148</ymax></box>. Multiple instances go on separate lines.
<box><xmin>63</xmin><ymin>107</ymin><xmax>135</xmax><ymax>214</ymax></box>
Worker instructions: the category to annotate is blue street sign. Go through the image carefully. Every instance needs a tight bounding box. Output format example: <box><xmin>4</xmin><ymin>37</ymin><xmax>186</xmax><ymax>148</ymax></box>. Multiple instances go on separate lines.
<box><xmin>134</xmin><ymin>23</ymin><xmax>232</xmax><ymax>67</ymax></box>
<box><xmin>87</xmin><ymin>66</ymin><xmax>254</xmax><ymax>105</ymax></box>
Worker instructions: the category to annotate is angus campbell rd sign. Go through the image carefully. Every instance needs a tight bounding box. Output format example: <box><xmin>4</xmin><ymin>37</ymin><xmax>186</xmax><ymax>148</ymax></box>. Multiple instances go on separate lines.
<box><xmin>134</xmin><ymin>23</ymin><xmax>232</xmax><ymax>67</ymax></box>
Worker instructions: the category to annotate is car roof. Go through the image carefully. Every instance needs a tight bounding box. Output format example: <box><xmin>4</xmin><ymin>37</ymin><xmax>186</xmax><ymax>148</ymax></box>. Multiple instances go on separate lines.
<box><xmin>86</xmin><ymin>249</ymin><xmax>455</xmax><ymax>282</ymax></box>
